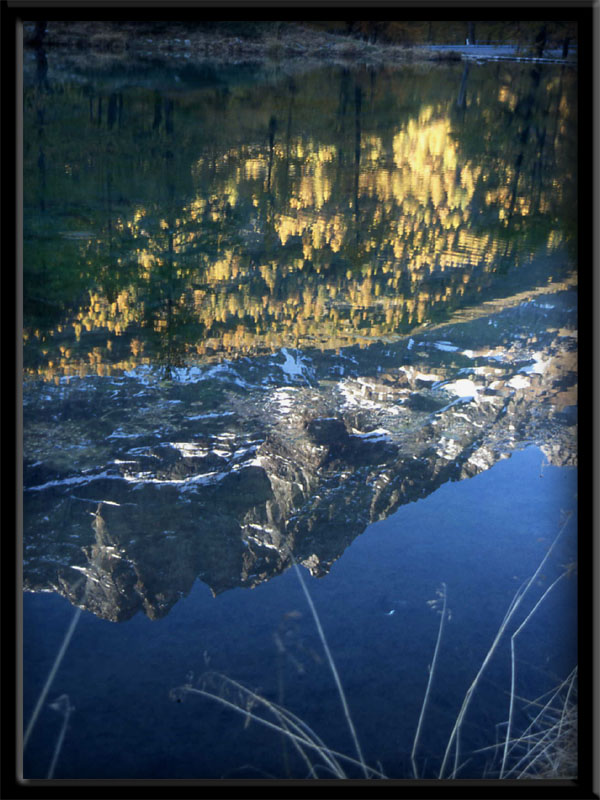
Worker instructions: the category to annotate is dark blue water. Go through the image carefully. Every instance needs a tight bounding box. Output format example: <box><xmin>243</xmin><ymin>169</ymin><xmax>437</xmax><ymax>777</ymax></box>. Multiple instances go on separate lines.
<box><xmin>23</xmin><ymin>445</ymin><xmax>577</xmax><ymax>779</ymax></box>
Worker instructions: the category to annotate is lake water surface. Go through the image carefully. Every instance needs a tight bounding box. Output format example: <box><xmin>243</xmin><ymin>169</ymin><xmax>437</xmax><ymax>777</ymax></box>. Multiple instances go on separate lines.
<box><xmin>22</xmin><ymin>51</ymin><xmax>577</xmax><ymax>780</ymax></box>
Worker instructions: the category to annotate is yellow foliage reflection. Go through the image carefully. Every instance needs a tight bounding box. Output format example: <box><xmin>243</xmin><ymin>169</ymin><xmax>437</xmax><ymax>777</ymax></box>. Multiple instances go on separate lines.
<box><xmin>24</xmin><ymin>70</ymin><xmax>575</xmax><ymax>382</ymax></box>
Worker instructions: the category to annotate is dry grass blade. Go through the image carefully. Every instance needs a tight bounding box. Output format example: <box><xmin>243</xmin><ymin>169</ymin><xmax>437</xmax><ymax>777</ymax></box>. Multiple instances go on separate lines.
<box><xmin>175</xmin><ymin>672</ymin><xmax>388</xmax><ymax>779</ymax></box>
<box><xmin>501</xmin><ymin>668</ymin><xmax>577</xmax><ymax>779</ymax></box>
<box><xmin>291</xmin><ymin>560</ymin><xmax>370</xmax><ymax>778</ymax></box>
<box><xmin>438</xmin><ymin>511</ymin><xmax>573</xmax><ymax>779</ymax></box>
<box><xmin>500</xmin><ymin>570</ymin><xmax>570</xmax><ymax>777</ymax></box>
<box><xmin>411</xmin><ymin>582</ymin><xmax>447</xmax><ymax>778</ymax></box>
<box><xmin>24</xmin><ymin>605</ymin><xmax>83</xmax><ymax>751</ymax></box>
<box><xmin>168</xmin><ymin>513</ymin><xmax>574</xmax><ymax>781</ymax></box>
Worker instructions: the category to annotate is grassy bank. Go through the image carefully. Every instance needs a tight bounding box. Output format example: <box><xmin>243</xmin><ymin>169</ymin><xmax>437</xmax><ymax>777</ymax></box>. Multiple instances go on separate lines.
<box><xmin>23</xmin><ymin>20</ymin><xmax>453</xmax><ymax>67</ymax></box>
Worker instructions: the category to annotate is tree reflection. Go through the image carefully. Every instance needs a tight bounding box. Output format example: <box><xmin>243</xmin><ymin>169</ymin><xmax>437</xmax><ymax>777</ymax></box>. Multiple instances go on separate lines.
<box><xmin>23</xmin><ymin>62</ymin><xmax>577</xmax><ymax>382</ymax></box>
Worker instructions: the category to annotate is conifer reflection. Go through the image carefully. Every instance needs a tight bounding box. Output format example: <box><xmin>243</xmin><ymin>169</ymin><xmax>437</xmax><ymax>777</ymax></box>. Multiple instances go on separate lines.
<box><xmin>24</xmin><ymin>63</ymin><xmax>576</xmax><ymax>381</ymax></box>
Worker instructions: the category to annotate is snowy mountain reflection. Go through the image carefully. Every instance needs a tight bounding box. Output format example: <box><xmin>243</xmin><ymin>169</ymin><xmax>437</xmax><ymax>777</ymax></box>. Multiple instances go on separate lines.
<box><xmin>23</xmin><ymin>59</ymin><xmax>576</xmax><ymax>621</ymax></box>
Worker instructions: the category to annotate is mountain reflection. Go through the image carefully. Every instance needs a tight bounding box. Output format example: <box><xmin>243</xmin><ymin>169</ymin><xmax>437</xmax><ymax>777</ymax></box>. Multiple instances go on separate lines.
<box><xmin>24</xmin><ymin>62</ymin><xmax>576</xmax><ymax>382</ymax></box>
<box><xmin>23</xmin><ymin>59</ymin><xmax>576</xmax><ymax>622</ymax></box>
<box><xmin>23</xmin><ymin>296</ymin><xmax>576</xmax><ymax>621</ymax></box>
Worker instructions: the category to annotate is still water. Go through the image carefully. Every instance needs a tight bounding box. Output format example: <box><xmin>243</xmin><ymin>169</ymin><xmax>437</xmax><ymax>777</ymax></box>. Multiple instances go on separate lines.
<box><xmin>23</xmin><ymin>52</ymin><xmax>577</xmax><ymax>780</ymax></box>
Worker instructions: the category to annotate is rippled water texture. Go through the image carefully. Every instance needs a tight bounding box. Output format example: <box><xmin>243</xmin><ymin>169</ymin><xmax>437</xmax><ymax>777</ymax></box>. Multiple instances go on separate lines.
<box><xmin>23</xmin><ymin>50</ymin><xmax>577</xmax><ymax>780</ymax></box>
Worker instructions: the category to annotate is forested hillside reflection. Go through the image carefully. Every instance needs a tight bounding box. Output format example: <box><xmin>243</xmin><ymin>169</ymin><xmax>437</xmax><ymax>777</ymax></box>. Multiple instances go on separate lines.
<box><xmin>24</xmin><ymin>62</ymin><xmax>576</xmax><ymax>382</ymax></box>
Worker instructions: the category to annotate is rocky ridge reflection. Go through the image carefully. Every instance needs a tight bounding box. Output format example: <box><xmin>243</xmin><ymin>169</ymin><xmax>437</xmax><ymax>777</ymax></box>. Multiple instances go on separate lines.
<box><xmin>23</xmin><ymin>292</ymin><xmax>576</xmax><ymax>621</ymax></box>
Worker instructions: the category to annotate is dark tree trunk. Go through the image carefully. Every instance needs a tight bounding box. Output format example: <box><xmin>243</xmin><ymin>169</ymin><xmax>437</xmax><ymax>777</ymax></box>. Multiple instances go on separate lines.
<box><xmin>456</xmin><ymin>63</ymin><xmax>470</xmax><ymax>109</ymax></box>
<box><xmin>165</xmin><ymin>98</ymin><xmax>173</xmax><ymax>135</ymax></box>
<box><xmin>31</xmin><ymin>21</ymin><xmax>47</xmax><ymax>48</ymax></box>
<box><xmin>535</xmin><ymin>25</ymin><xmax>547</xmax><ymax>58</ymax></box>
<box><xmin>35</xmin><ymin>47</ymin><xmax>48</xmax><ymax>86</ymax></box>
<box><xmin>107</xmin><ymin>93</ymin><xmax>119</xmax><ymax>130</ymax></box>
<box><xmin>267</xmin><ymin>115</ymin><xmax>277</xmax><ymax>191</ymax></box>
<box><xmin>153</xmin><ymin>91</ymin><xmax>162</xmax><ymax>131</ymax></box>
<box><xmin>354</xmin><ymin>86</ymin><xmax>362</xmax><ymax>245</ymax></box>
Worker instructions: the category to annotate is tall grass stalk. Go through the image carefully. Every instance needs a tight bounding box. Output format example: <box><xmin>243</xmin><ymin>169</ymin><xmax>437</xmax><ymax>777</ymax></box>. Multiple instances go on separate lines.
<box><xmin>437</xmin><ymin>511</ymin><xmax>573</xmax><ymax>779</ymax></box>
<box><xmin>174</xmin><ymin>513</ymin><xmax>574</xmax><ymax>780</ymax></box>
<box><xmin>177</xmin><ymin>553</ymin><xmax>375</xmax><ymax>779</ymax></box>
<box><xmin>23</xmin><ymin>606</ymin><xmax>82</xmax><ymax>751</ymax></box>
<box><xmin>46</xmin><ymin>695</ymin><xmax>74</xmax><ymax>779</ymax></box>
<box><xmin>500</xmin><ymin>569</ymin><xmax>570</xmax><ymax>777</ymax></box>
<box><xmin>499</xmin><ymin>667</ymin><xmax>577</xmax><ymax>779</ymax></box>
<box><xmin>24</xmin><ymin>575</ymin><xmax>88</xmax><ymax>779</ymax></box>
<box><xmin>291</xmin><ymin>558</ymin><xmax>370</xmax><ymax>778</ymax></box>
<box><xmin>176</xmin><ymin>675</ymin><xmax>386</xmax><ymax>778</ymax></box>
<box><xmin>411</xmin><ymin>582</ymin><xmax>447</xmax><ymax>778</ymax></box>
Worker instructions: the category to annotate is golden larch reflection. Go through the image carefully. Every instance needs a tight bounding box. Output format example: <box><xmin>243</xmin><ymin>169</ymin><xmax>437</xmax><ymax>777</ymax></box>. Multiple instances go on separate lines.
<box><xmin>24</xmin><ymin>68</ymin><xmax>576</xmax><ymax>381</ymax></box>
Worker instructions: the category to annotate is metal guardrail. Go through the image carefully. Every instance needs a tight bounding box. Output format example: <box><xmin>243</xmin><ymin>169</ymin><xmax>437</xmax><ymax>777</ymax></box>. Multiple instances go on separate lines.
<box><xmin>429</xmin><ymin>42</ymin><xmax>577</xmax><ymax>50</ymax></box>
<box><xmin>425</xmin><ymin>44</ymin><xmax>577</xmax><ymax>65</ymax></box>
<box><xmin>462</xmin><ymin>54</ymin><xmax>577</xmax><ymax>65</ymax></box>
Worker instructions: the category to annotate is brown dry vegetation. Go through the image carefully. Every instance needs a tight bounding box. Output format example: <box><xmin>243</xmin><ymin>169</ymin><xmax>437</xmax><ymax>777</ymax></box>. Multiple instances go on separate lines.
<box><xmin>23</xmin><ymin>20</ymin><xmax>442</xmax><ymax>66</ymax></box>
<box><xmin>24</xmin><ymin>19</ymin><xmax>577</xmax><ymax>61</ymax></box>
